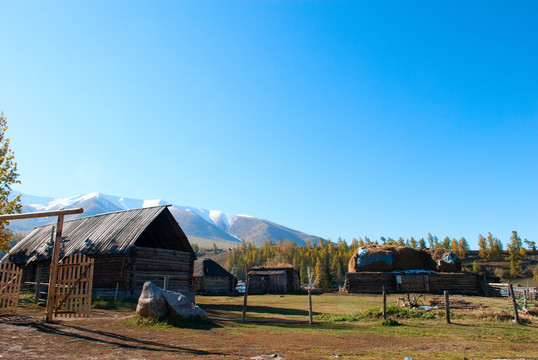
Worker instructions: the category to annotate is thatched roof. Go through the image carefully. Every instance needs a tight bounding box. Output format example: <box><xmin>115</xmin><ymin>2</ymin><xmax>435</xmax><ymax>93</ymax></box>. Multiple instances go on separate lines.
<box><xmin>4</xmin><ymin>206</ymin><xmax>194</xmax><ymax>265</ymax></box>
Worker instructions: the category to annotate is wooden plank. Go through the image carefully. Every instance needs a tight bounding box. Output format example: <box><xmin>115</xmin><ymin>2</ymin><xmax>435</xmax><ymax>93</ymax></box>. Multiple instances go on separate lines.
<box><xmin>46</xmin><ymin>214</ymin><xmax>64</xmax><ymax>322</ymax></box>
<box><xmin>0</xmin><ymin>208</ymin><xmax>83</xmax><ymax>220</ymax></box>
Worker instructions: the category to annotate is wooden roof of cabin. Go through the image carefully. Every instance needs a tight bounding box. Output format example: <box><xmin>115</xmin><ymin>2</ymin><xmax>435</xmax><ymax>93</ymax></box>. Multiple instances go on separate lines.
<box><xmin>248</xmin><ymin>266</ymin><xmax>297</xmax><ymax>276</ymax></box>
<box><xmin>193</xmin><ymin>258</ymin><xmax>234</xmax><ymax>278</ymax></box>
<box><xmin>5</xmin><ymin>206</ymin><xmax>194</xmax><ymax>265</ymax></box>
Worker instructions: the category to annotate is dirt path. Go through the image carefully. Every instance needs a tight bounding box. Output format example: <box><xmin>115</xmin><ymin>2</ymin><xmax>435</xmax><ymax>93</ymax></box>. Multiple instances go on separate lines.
<box><xmin>1</xmin><ymin>309</ymin><xmax>537</xmax><ymax>360</ymax></box>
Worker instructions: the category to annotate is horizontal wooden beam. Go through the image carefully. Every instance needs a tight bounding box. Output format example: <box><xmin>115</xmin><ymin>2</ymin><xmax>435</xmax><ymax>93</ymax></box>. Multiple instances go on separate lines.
<box><xmin>0</xmin><ymin>208</ymin><xmax>84</xmax><ymax>220</ymax></box>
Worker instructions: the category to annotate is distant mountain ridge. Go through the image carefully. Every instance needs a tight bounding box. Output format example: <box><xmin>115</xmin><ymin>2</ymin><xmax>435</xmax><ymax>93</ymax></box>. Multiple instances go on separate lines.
<box><xmin>10</xmin><ymin>191</ymin><xmax>323</xmax><ymax>248</ymax></box>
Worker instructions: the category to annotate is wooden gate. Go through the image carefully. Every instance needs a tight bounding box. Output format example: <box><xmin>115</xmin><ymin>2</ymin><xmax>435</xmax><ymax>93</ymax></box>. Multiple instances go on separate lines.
<box><xmin>0</xmin><ymin>262</ymin><xmax>23</xmax><ymax>315</ymax></box>
<box><xmin>53</xmin><ymin>254</ymin><xmax>94</xmax><ymax>318</ymax></box>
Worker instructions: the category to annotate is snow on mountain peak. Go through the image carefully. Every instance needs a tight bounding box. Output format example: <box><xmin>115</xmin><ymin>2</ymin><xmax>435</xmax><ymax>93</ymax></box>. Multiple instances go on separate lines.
<box><xmin>209</xmin><ymin>210</ymin><xmax>238</xmax><ymax>232</ymax></box>
<box><xmin>143</xmin><ymin>199</ymin><xmax>168</xmax><ymax>207</ymax></box>
<box><xmin>47</xmin><ymin>192</ymin><xmax>102</xmax><ymax>209</ymax></box>
<box><xmin>19</xmin><ymin>190</ymin><xmax>247</xmax><ymax>234</ymax></box>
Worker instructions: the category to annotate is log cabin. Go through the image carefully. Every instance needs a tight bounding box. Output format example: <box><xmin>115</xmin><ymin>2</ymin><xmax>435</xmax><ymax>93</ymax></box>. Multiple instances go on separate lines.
<box><xmin>192</xmin><ymin>258</ymin><xmax>237</xmax><ymax>295</ymax></box>
<box><xmin>4</xmin><ymin>206</ymin><xmax>196</xmax><ymax>299</ymax></box>
<box><xmin>247</xmin><ymin>266</ymin><xmax>300</xmax><ymax>294</ymax></box>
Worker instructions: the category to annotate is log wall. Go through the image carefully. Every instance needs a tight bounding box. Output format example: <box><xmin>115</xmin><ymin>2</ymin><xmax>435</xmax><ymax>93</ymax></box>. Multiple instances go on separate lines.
<box><xmin>345</xmin><ymin>272</ymin><xmax>483</xmax><ymax>295</ymax></box>
<box><xmin>133</xmin><ymin>247</ymin><xmax>194</xmax><ymax>296</ymax></box>
<box><xmin>193</xmin><ymin>276</ymin><xmax>235</xmax><ymax>295</ymax></box>
<box><xmin>19</xmin><ymin>247</ymin><xmax>195</xmax><ymax>300</ymax></box>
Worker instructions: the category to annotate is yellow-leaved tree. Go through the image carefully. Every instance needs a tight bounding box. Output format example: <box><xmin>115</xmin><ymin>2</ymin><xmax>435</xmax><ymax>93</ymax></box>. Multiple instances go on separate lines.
<box><xmin>0</xmin><ymin>113</ymin><xmax>22</xmax><ymax>251</ymax></box>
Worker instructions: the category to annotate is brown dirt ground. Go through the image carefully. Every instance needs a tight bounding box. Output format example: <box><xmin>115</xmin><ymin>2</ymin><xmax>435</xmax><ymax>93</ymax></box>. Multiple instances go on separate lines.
<box><xmin>1</xmin><ymin>305</ymin><xmax>537</xmax><ymax>360</ymax></box>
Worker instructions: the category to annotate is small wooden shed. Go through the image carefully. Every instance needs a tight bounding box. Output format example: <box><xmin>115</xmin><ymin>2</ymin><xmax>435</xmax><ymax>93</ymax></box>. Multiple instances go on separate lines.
<box><xmin>4</xmin><ymin>206</ymin><xmax>196</xmax><ymax>299</ymax></box>
<box><xmin>192</xmin><ymin>258</ymin><xmax>237</xmax><ymax>295</ymax></box>
<box><xmin>247</xmin><ymin>266</ymin><xmax>300</xmax><ymax>294</ymax></box>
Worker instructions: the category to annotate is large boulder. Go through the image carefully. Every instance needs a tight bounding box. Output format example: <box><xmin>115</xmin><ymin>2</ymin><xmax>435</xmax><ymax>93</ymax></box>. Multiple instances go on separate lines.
<box><xmin>136</xmin><ymin>281</ymin><xmax>168</xmax><ymax>319</ymax></box>
<box><xmin>136</xmin><ymin>281</ymin><xmax>207</xmax><ymax>320</ymax></box>
<box><xmin>161</xmin><ymin>289</ymin><xmax>208</xmax><ymax>320</ymax></box>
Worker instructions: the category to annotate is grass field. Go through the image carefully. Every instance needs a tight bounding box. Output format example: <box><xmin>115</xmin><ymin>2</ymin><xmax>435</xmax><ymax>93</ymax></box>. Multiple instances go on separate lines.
<box><xmin>194</xmin><ymin>293</ymin><xmax>538</xmax><ymax>359</ymax></box>
<box><xmin>1</xmin><ymin>292</ymin><xmax>537</xmax><ymax>359</ymax></box>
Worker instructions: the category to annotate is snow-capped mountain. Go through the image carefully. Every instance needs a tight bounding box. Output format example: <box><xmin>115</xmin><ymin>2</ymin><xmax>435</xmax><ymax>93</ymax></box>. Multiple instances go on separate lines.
<box><xmin>10</xmin><ymin>191</ymin><xmax>323</xmax><ymax>248</ymax></box>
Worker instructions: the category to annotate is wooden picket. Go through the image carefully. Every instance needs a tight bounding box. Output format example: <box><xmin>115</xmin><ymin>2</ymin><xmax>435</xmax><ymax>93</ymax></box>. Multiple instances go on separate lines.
<box><xmin>54</xmin><ymin>254</ymin><xmax>94</xmax><ymax>318</ymax></box>
<box><xmin>0</xmin><ymin>261</ymin><xmax>23</xmax><ymax>315</ymax></box>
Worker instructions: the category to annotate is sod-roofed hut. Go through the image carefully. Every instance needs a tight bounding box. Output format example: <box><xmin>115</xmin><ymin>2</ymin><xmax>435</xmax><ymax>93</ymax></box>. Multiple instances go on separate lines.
<box><xmin>4</xmin><ymin>206</ymin><xmax>196</xmax><ymax>299</ymax></box>
<box><xmin>192</xmin><ymin>258</ymin><xmax>237</xmax><ymax>295</ymax></box>
<box><xmin>247</xmin><ymin>266</ymin><xmax>300</xmax><ymax>294</ymax></box>
<box><xmin>346</xmin><ymin>245</ymin><xmax>481</xmax><ymax>295</ymax></box>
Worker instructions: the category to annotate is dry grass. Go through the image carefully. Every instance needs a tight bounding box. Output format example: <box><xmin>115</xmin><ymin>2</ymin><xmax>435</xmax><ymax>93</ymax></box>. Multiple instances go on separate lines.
<box><xmin>0</xmin><ymin>293</ymin><xmax>536</xmax><ymax>359</ymax></box>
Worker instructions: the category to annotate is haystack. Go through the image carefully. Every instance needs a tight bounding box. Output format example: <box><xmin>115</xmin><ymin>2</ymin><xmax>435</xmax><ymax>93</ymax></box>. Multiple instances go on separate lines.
<box><xmin>348</xmin><ymin>245</ymin><xmax>437</xmax><ymax>273</ymax></box>
<box><xmin>430</xmin><ymin>248</ymin><xmax>462</xmax><ymax>272</ymax></box>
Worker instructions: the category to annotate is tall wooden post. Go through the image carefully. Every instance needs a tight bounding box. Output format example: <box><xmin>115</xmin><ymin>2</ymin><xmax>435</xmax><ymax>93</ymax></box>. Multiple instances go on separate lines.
<box><xmin>308</xmin><ymin>287</ymin><xmax>313</xmax><ymax>325</ymax></box>
<box><xmin>163</xmin><ymin>276</ymin><xmax>170</xmax><ymax>290</ymax></box>
<box><xmin>241</xmin><ymin>272</ymin><xmax>249</xmax><ymax>323</ymax></box>
<box><xmin>307</xmin><ymin>266</ymin><xmax>315</xmax><ymax>325</ymax></box>
<box><xmin>509</xmin><ymin>284</ymin><xmax>520</xmax><ymax>324</ymax></box>
<box><xmin>444</xmin><ymin>290</ymin><xmax>451</xmax><ymax>324</ymax></box>
<box><xmin>382</xmin><ymin>286</ymin><xmax>387</xmax><ymax>320</ymax></box>
<box><xmin>46</xmin><ymin>214</ymin><xmax>65</xmax><ymax>322</ymax></box>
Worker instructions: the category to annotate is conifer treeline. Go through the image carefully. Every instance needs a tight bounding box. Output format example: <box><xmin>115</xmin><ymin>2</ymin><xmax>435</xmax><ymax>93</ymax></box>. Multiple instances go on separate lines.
<box><xmin>225</xmin><ymin>234</ymin><xmax>471</xmax><ymax>288</ymax></box>
<box><xmin>226</xmin><ymin>238</ymin><xmax>356</xmax><ymax>288</ymax></box>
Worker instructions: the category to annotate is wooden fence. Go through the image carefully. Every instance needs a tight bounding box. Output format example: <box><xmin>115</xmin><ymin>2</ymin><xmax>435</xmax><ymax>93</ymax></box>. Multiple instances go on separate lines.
<box><xmin>53</xmin><ymin>254</ymin><xmax>94</xmax><ymax>318</ymax></box>
<box><xmin>345</xmin><ymin>272</ymin><xmax>483</xmax><ymax>295</ymax></box>
<box><xmin>488</xmin><ymin>283</ymin><xmax>538</xmax><ymax>299</ymax></box>
<box><xmin>0</xmin><ymin>262</ymin><xmax>23</xmax><ymax>315</ymax></box>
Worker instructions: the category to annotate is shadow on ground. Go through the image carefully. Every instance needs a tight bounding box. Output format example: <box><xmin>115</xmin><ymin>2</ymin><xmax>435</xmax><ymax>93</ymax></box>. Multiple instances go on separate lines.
<box><xmin>0</xmin><ymin>315</ymin><xmax>230</xmax><ymax>357</ymax></box>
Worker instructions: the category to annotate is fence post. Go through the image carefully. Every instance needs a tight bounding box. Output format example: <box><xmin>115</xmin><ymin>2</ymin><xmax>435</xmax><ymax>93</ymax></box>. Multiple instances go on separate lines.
<box><xmin>241</xmin><ymin>274</ymin><xmax>249</xmax><ymax>323</ymax></box>
<box><xmin>382</xmin><ymin>285</ymin><xmax>387</xmax><ymax>320</ymax></box>
<box><xmin>509</xmin><ymin>284</ymin><xmax>520</xmax><ymax>324</ymax></box>
<box><xmin>444</xmin><ymin>290</ymin><xmax>451</xmax><ymax>324</ymax></box>
<box><xmin>35</xmin><ymin>266</ymin><xmax>42</xmax><ymax>304</ymax></box>
<box><xmin>163</xmin><ymin>276</ymin><xmax>169</xmax><ymax>290</ymax></box>
<box><xmin>46</xmin><ymin>215</ymin><xmax>65</xmax><ymax>322</ymax></box>
<box><xmin>308</xmin><ymin>286</ymin><xmax>313</xmax><ymax>325</ymax></box>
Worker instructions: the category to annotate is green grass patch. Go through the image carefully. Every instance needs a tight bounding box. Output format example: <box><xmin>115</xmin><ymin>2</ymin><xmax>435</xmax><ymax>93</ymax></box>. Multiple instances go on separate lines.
<box><xmin>125</xmin><ymin>314</ymin><xmax>218</xmax><ymax>330</ymax></box>
<box><xmin>316</xmin><ymin>305</ymin><xmax>439</xmax><ymax>322</ymax></box>
<box><xmin>380</xmin><ymin>318</ymin><xmax>400</xmax><ymax>326</ymax></box>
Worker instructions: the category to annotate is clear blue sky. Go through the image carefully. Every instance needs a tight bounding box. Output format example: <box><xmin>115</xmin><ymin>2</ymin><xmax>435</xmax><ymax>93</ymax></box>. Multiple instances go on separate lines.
<box><xmin>1</xmin><ymin>1</ymin><xmax>537</xmax><ymax>249</ymax></box>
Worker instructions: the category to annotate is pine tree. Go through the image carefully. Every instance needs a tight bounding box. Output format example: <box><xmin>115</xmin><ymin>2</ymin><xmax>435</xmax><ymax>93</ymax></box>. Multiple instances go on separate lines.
<box><xmin>427</xmin><ymin>233</ymin><xmax>434</xmax><ymax>249</ymax></box>
<box><xmin>0</xmin><ymin>113</ymin><xmax>22</xmax><ymax>252</ymax></box>
<box><xmin>300</xmin><ymin>259</ymin><xmax>308</xmax><ymax>284</ymax></box>
<box><xmin>487</xmin><ymin>233</ymin><xmax>503</xmax><ymax>260</ymax></box>
<box><xmin>478</xmin><ymin>234</ymin><xmax>488</xmax><ymax>259</ymax></box>
<box><xmin>508</xmin><ymin>230</ymin><xmax>525</xmax><ymax>277</ymax></box>
<box><xmin>457</xmin><ymin>237</ymin><xmax>469</xmax><ymax>259</ymax></box>
<box><xmin>450</xmin><ymin>238</ymin><xmax>458</xmax><ymax>254</ymax></box>
<box><xmin>524</xmin><ymin>238</ymin><xmax>536</xmax><ymax>252</ymax></box>
<box><xmin>418</xmin><ymin>238</ymin><xmax>426</xmax><ymax>249</ymax></box>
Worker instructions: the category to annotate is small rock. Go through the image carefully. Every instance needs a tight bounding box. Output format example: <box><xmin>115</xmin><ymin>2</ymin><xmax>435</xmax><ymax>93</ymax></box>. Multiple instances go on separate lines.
<box><xmin>250</xmin><ymin>354</ymin><xmax>285</xmax><ymax>360</ymax></box>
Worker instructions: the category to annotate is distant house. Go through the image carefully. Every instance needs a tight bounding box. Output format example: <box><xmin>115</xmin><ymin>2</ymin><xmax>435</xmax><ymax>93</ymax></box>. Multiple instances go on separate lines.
<box><xmin>4</xmin><ymin>206</ymin><xmax>196</xmax><ymax>299</ymax></box>
<box><xmin>192</xmin><ymin>258</ymin><xmax>237</xmax><ymax>295</ymax></box>
<box><xmin>247</xmin><ymin>266</ymin><xmax>300</xmax><ymax>294</ymax></box>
